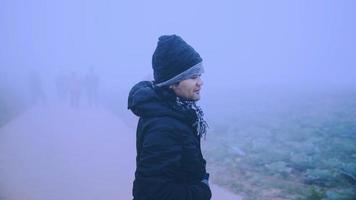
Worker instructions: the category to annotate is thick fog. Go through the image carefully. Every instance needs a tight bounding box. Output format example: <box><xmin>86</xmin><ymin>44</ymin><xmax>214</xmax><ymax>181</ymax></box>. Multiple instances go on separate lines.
<box><xmin>1</xmin><ymin>0</ymin><xmax>356</xmax><ymax>199</ymax></box>
<box><xmin>1</xmin><ymin>0</ymin><xmax>356</xmax><ymax>93</ymax></box>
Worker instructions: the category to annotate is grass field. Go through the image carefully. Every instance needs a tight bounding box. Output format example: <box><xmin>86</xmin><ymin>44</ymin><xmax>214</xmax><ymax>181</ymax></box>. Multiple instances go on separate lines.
<box><xmin>203</xmin><ymin>89</ymin><xmax>356</xmax><ymax>200</ymax></box>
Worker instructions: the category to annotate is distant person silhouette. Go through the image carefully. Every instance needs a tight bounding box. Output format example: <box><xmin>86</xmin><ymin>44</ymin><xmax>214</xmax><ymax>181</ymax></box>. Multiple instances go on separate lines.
<box><xmin>68</xmin><ymin>71</ymin><xmax>82</xmax><ymax>108</ymax></box>
<box><xmin>28</xmin><ymin>69</ymin><xmax>46</xmax><ymax>106</ymax></box>
<box><xmin>55</xmin><ymin>71</ymin><xmax>69</xmax><ymax>102</ymax></box>
<box><xmin>84</xmin><ymin>67</ymin><xmax>100</xmax><ymax>107</ymax></box>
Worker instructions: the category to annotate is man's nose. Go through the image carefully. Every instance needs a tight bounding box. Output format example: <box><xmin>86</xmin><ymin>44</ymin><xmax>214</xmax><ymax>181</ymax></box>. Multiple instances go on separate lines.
<box><xmin>197</xmin><ymin>77</ymin><xmax>203</xmax><ymax>86</ymax></box>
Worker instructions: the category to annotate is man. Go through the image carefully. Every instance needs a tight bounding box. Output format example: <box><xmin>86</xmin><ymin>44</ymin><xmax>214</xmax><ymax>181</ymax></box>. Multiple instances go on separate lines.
<box><xmin>128</xmin><ymin>35</ymin><xmax>211</xmax><ymax>200</ymax></box>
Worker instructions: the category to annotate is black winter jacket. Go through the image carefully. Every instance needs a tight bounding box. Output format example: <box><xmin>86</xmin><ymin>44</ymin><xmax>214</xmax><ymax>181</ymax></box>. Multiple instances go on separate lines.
<box><xmin>128</xmin><ymin>81</ymin><xmax>211</xmax><ymax>200</ymax></box>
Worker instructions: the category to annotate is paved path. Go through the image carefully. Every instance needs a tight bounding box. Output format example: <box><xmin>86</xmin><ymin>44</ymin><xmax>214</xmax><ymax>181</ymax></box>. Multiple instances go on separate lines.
<box><xmin>0</xmin><ymin>105</ymin><xmax>242</xmax><ymax>200</ymax></box>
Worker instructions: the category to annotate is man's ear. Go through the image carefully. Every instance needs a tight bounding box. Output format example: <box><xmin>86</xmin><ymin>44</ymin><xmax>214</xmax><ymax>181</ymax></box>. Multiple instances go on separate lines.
<box><xmin>169</xmin><ymin>83</ymin><xmax>178</xmax><ymax>89</ymax></box>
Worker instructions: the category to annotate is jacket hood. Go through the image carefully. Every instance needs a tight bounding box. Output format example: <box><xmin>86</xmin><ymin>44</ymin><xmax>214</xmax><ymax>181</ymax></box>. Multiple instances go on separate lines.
<box><xmin>127</xmin><ymin>81</ymin><xmax>184</xmax><ymax>119</ymax></box>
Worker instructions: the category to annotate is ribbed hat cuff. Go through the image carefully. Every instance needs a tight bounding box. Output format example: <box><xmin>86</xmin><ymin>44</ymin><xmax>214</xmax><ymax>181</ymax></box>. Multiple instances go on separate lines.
<box><xmin>155</xmin><ymin>62</ymin><xmax>204</xmax><ymax>87</ymax></box>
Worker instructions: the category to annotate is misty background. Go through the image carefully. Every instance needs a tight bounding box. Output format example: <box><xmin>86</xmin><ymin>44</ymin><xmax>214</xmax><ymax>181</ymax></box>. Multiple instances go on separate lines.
<box><xmin>1</xmin><ymin>0</ymin><xmax>355</xmax><ymax>101</ymax></box>
<box><xmin>1</xmin><ymin>0</ymin><xmax>356</xmax><ymax>199</ymax></box>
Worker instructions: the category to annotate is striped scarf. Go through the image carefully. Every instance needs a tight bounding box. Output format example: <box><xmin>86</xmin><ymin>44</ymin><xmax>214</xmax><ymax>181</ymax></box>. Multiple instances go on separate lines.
<box><xmin>175</xmin><ymin>97</ymin><xmax>209</xmax><ymax>138</ymax></box>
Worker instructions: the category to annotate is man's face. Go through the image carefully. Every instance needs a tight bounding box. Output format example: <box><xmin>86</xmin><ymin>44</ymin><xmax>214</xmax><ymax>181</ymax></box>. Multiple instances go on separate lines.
<box><xmin>170</xmin><ymin>75</ymin><xmax>203</xmax><ymax>101</ymax></box>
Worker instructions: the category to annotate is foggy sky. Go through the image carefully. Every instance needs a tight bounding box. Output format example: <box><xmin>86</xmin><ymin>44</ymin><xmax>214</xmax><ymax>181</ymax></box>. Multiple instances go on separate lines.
<box><xmin>1</xmin><ymin>0</ymin><xmax>356</xmax><ymax>93</ymax></box>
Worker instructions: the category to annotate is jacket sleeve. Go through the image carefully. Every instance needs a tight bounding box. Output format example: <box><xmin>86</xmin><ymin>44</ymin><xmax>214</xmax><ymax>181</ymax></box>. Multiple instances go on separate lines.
<box><xmin>137</xmin><ymin>122</ymin><xmax>212</xmax><ymax>200</ymax></box>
